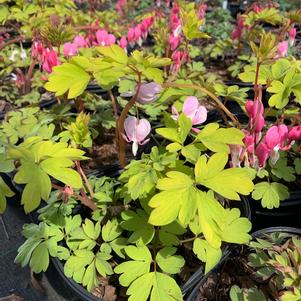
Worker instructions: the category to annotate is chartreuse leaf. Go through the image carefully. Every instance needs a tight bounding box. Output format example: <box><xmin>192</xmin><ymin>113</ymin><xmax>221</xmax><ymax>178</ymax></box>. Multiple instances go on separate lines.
<box><xmin>65</xmin><ymin>249</ymin><xmax>113</xmax><ymax>292</ymax></box>
<box><xmin>252</xmin><ymin>182</ymin><xmax>289</xmax><ymax>209</ymax></box>
<box><xmin>0</xmin><ymin>177</ymin><xmax>14</xmax><ymax>213</ymax></box>
<box><xmin>267</xmin><ymin>68</ymin><xmax>301</xmax><ymax>109</ymax></box>
<box><xmin>156</xmin><ymin>113</ymin><xmax>192</xmax><ymax>145</ymax></box>
<box><xmin>8</xmin><ymin>139</ymin><xmax>85</xmax><ymax>213</ymax></box>
<box><xmin>193</xmin><ymin>238</ymin><xmax>222</xmax><ymax>274</ymax></box>
<box><xmin>195</xmin><ymin>153</ymin><xmax>254</xmax><ymax>200</ymax></box>
<box><xmin>197</xmin><ymin>191</ymin><xmax>251</xmax><ymax>250</ymax></box>
<box><xmin>45</xmin><ymin>58</ymin><xmax>91</xmax><ymax>99</ymax></box>
<box><xmin>114</xmin><ymin>245</ymin><xmax>152</xmax><ymax>287</ymax></box>
<box><xmin>97</xmin><ymin>44</ymin><xmax>128</xmax><ymax>65</ymax></box>
<box><xmin>121</xmin><ymin>209</ymin><xmax>155</xmax><ymax>246</ymax></box>
<box><xmin>148</xmin><ymin>171</ymin><xmax>198</xmax><ymax>226</ymax></box>
<box><xmin>239</xmin><ymin>63</ymin><xmax>271</xmax><ymax>85</ymax></box>
<box><xmin>156</xmin><ymin>247</ymin><xmax>185</xmax><ymax>274</ymax></box>
<box><xmin>180</xmin><ymin>4</ymin><xmax>209</xmax><ymax>40</ymax></box>
<box><xmin>195</xmin><ymin>123</ymin><xmax>244</xmax><ymax>153</ymax></box>
<box><xmin>127</xmin><ymin>272</ymin><xmax>183</xmax><ymax>301</ymax></box>
<box><xmin>15</xmin><ymin>222</ymin><xmax>67</xmax><ymax>273</ymax></box>
<box><xmin>159</xmin><ymin>222</ymin><xmax>186</xmax><ymax>246</ymax></box>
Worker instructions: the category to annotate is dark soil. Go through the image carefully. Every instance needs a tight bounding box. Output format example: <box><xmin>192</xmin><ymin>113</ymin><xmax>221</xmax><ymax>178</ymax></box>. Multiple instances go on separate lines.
<box><xmin>194</xmin><ymin>245</ymin><xmax>284</xmax><ymax>301</ymax></box>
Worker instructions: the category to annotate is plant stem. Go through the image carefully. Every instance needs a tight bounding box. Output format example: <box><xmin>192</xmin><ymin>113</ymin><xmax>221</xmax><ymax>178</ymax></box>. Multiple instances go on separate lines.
<box><xmin>109</xmin><ymin>89</ymin><xmax>120</xmax><ymax>153</ymax></box>
<box><xmin>180</xmin><ymin>236</ymin><xmax>197</xmax><ymax>244</ymax></box>
<box><xmin>117</xmin><ymin>70</ymin><xmax>142</xmax><ymax>167</ymax></box>
<box><xmin>24</xmin><ymin>59</ymin><xmax>36</xmax><ymax>94</ymax></box>
<box><xmin>162</xmin><ymin>82</ymin><xmax>240</xmax><ymax>127</ymax></box>
<box><xmin>76</xmin><ymin>161</ymin><xmax>94</xmax><ymax>199</ymax></box>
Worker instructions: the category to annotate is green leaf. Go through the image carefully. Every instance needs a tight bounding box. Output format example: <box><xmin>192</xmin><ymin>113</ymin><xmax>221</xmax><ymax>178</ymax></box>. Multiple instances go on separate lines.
<box><xmin>127</xmin><ymin>168</ymin><xmax>158</xmax><ymax>200</ymax></box>
<box><xmin>45</xmin><ymin>60</ymin><xmax>90</xmax><ymax>99</ymax></box>
<box><xmin>294</xmin><ymin>158</ymin><xmax>301</xmax><ymax>174</ymax></box>
<box><xmin>95</xmin><ymin>251</ymin><xmax>113</xmax><ymax>277</ymax></box>
<box><xmin>195</xmin><ymin>153</ymin><xmax>254</xmax><ymax>200</ymax></box>
<box><xmin>148</xmin><ymin>171</ymin><xmax>198</xmax><ymax>225</ymax></box>
<box><xmin>0</xmin><ymin>177</ymin><xmax>14</xmax><ymax>213</ymax></box>
<box><xmin>220</xmin><ymin>208</ymin><xmax>252</xmax><ymax>244</ymax></box>
<box><xmin>252</xmin><ymin>182</ymin><xmax>289</xmax><ymax>209</ymax></box>
<box><xmin>121</xmin><ymin>210</ymin><xmax>155</xmax><ymax>246</ymax></box>
<box><xmin>30</xmin><ymin>242</ymin><xmax>49</xmax><ymax>273</ymax></box>
<box><xmin>40</xmin><ymin>158</ymin><xmax>82</xmax><ymax>189</ymax></box>
<box><xmin>102</xmin><ymin>218</ymin><xmax>122</xmax><ymax>242</ymax></box>
<box><xmin>193</xmin><ymin>238</ymin><xmax>222</xmax><ymax>274</ymax></box>
<box><xmin>114</xmin><ymin>246</ymin><xmax>152</xmax><ymax>287</ymax></box>
<box><xmin>197</xmin><ymin>192</ymin><xmax>251</xmax><ymax>249</ymax></box>
<box><xmin>126</xmin><ymin>272</ymin><xmax>183</xmax><ymax>301</ymax></box>
<box><xmin>97</xmin><ymin>44</ymin><xmax>128</xmax><ymax>65</ymax></box>
<box><xmin>270</xmin><ymin>157</ymin><xmax>296</xmax><ymax>182</ymax></box>
<box><xmin>196</xmin><ymin>123</ymin><xmax>244</xmax><ymax>153</ymax></box>
<box><xmin>82</xmin><ymin>219</ymin><xmax>100</xmax><ymax>240</ymax></box>
<box><xmin>156</xmin><ymin>247</ymin><xmax>185</xmax><ymax>274</ymax></box>
<box><xmin>159</xmin><ymin>222</ymin><xmax>186</xmax><ymax>246</ymax></box>
<box><xmin>14</xmin><ymin>162</ymin><xmax>51</xmax><ymax>213</ymax></box>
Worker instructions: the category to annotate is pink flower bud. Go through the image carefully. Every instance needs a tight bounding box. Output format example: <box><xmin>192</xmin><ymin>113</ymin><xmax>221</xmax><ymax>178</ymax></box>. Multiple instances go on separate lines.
<box><xmin>245</xmin><ymin>99</ymin><xmax>265</xmax><ymax>133</ymax></box>
<box><xmin>289</xmin><ymin>27</ymin><xmax>296</xmax><ymax>47</ymax></box>
<box><xmin>137</xmin><ymin>82</ymin><xmax>162</xmax><ymax>104</ymax></box>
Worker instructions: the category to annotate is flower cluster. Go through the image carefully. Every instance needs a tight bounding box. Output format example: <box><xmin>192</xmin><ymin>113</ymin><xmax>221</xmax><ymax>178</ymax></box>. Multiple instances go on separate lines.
<box><xmin>127</xmin><ymin>16</ymin><xmax>154</xmax><ymax>47</ymax></box>
<box><xmin>63</xmin><ymin>35</ymin><xmax>88</xmax><ymax>57</ymax></box>
<box><xmin>231</xmin><ymin>99</ymin><xmax>301</xmax><ymax>169</ymax></box>
<box><xmin>32</xmin><ymin>41</ymin><xmax>60</xmax><ymax>73</ymax></box>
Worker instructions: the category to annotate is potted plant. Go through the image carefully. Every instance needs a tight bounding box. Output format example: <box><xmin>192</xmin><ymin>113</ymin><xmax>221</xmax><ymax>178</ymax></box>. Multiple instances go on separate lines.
<box><xmin>14</xmin><ymin>106</ymin><xmax>255</xmax><ymax>300</ymax></box>
<box><xmin>186</xmin><ymin>226</ymin><xmax>301</xmax><ymax>301</ymax></box>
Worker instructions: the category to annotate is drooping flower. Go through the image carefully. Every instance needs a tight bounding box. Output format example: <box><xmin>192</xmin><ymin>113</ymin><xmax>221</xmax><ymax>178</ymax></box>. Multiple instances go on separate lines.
<box><xmin>288</xmin><ymin>126</ymin><xmax>301</xmax><ymax>141</ymax></box>
<box><xmin>255</xmin><ymin>124</ymin><xmax>294</xmax><ymax>167</ymax></box>
<box><xmin>134</xmin><ymin>25</ymin><xmax>142</xmax><ymax>46</ymax></box>
<box><xmin>42</xmin><ymin>48</ymin><xmax>60</xmax><ymax>73</ymax></box>
<box><xmin>96</xmin><ymin>30</ymin><xmax>108</xmax><ymax>46</ymax></box>
<box><xmin>32</xmin><ymin>41</ymin><xmax>44</xmax><ymax>60</ymax></box>
<box><xmin>231</xmin><ymin>17</ymin><xmax>245</xmax><ymax>40</ymax></box>
<box><xmin>171</xmin><ymin>50</ymin><xmax>187</xmax><ymax>73</ymax></box>
<box><xmin>122</xmin><ymin>116</ymin><xmax>151</xmax><ymax>156</ymax></box>
<box><xmin>245</xmin><ymin>99</ymin><xmax>265</xmax><ymax>133</ymax></box>
<box><xmin>73</xmin><ymin>35</ymin><xmax>88</xmax><ymax>48</ymax></box>
<box><xmin>172</xmin><ymin>96</ymin><xmax>207</xmax><ymax>132</ymax></box>
<box><xmin>289</xmin><ymin>27</ymin><xmax>297</xmax><ymax>47</ymax></box>
<box><xmin>169</xmin><ymin>34</ymin><xmax>181</xmax><ymax>51</ymax></box>
<box><xmin>137</xmin><ymin>82</ymin><xmax>162</xmax><ymax>104</ymax></box>
<box><xmin>127</xmin><ymin>28</ymin><xmax>135</xmax><ymax>45</ymax></box>
<box><xmin>119</xmin><ymin>36</ymin><xmax>128</xmax><ymax>49</ymax></box>
<box><xmin>277</xmin><ymin>41</ymin><xmax>288</xmax><ymax>58</ymax></box>
<box><xmin>63</xmin><ymin>42</ymin><xmax>78</xmax><ymax>57</ymax></box>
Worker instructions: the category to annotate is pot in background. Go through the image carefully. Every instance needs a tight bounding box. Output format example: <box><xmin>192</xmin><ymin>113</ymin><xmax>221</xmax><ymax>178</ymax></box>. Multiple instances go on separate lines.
<box><xmin>185</xmin><ymin>226</ymin><xmax>301</xmax><ymax>301</ymax></box>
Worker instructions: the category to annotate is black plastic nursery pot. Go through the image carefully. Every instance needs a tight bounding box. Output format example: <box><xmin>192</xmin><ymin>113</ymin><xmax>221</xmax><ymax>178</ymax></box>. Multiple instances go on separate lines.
<box><xmin>185</xmin><ymin>226</ymin><xmax>301</xmax><ymax>301</ymax></box>
<box><xmin>249</xmin><ymin>190</ymin><xmax>301</xmax><ymax>231</ymax></box>
<box><xmin>46</xmin><ymin>188</ymin><xmax>251</xmax><ymax>301</ymax></box>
